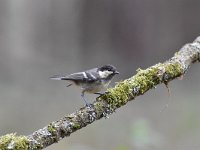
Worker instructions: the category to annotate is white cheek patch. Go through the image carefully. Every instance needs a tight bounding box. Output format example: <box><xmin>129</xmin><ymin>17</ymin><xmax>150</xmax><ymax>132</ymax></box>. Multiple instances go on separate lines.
<box><xmin>99</xmin><ymin>70</ymin><xmax>113</xmax><ymax>78</ymax></box>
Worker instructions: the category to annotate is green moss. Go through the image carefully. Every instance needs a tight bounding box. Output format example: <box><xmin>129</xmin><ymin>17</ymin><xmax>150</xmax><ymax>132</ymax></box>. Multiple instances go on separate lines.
<box><xmin>72</xmin><ymin>123</ymin><xmax>81</xmax><ymax>129</ymax></box>
<box><xmin>47</xmin><ymin>123</ymin><xmax>57</xmax><ymax>135</ymax></box>
<box><xmin>0</xmin><ymin>133</ymin><xmax>29</xmax><ymax>150</ymax></box>
<box><xmin>94</xmin><ymin>102</ymin><xmax>103</xmax><ymax>109</ymax></box>
<box><xmin>101</xmin><ymin>66</ymin><xmax>159</xmax><ymax>109</ymax></box>
<box><xmin>164</xmin><ymin>62</ymin><xmax>183</xmax><ymax>79</ymax></box>
<box><xmin>94</xmin><ymin>102</ymin><xmax>104</xmax><ymax>112</ymax></box>
<box><xmin>47</xmin><ymin>123</ymin><xmax>61</xmax><ymax>143</ymax></box>
<box><xmin>99</xmin><ymin>62</ymin><xmax>183</xmax><ymax>110</ymax></box>
<box><xmin>100</xmin><ymin>79</ymin><xmax>134</xmax><ymax>109</ymax></box>
<box><xmin>28</xmin><ymin>143</ymin><xmax>43</xmax><ymax>150</ymax></box>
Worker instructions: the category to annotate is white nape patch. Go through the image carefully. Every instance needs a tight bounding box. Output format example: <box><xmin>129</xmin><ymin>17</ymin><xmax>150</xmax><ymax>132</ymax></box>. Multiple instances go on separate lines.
<box><xmin>82</xmin><ymin>72</ymin><xmax>87</xmax><ymax>78</ymax></box>
<box><xmin>99</xmin><ymin>70</ymin><xmax>113</xmax><ymax>78</ymax></box>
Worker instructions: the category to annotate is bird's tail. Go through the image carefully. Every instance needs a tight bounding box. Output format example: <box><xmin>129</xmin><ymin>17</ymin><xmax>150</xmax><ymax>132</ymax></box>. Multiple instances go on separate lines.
<box><xmin>50</xmin><ymin>75</ymin><xmax>68</xmax><ymax>80</ymax></box>
<box><xmin>50</xmin><ymin>75</ymin><xmax>73</xmax><ymax>87</ymax></box>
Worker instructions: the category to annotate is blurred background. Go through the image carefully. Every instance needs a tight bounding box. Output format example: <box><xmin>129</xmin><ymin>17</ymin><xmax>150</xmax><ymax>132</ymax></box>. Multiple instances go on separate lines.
<box><xmin>0</xmin><ymin>0</ymin><xmax>200</xmax><ymax>150</ymax></box>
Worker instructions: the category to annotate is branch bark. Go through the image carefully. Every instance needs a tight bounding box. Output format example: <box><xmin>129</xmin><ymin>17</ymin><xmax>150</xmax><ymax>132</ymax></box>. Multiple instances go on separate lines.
<box><xmin>0</xmin><ymin>37</ymin><xmax>200</xmax><ymax>150</ymax></box>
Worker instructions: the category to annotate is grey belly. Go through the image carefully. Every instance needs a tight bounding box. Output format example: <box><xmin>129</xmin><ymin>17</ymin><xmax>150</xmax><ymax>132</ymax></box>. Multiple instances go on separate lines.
<box><xmin>81</xmin><ymin>81</ymin><xmax>110</xmax><ymax>93</ymax></box>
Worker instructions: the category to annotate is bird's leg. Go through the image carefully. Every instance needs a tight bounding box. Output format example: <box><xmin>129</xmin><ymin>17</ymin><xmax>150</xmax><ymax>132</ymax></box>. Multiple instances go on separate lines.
<box><xmin>81</xmin><ymin>91</ymin><xmax>90</xmax><ymax>106</ymax></box>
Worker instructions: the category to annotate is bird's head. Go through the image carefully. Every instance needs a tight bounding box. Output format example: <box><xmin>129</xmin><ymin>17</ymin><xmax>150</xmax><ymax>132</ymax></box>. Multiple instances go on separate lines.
<box><xmin>98</xmin><ymin>64</ymin><xmax>119</xmax><ymax>79</ymax></box>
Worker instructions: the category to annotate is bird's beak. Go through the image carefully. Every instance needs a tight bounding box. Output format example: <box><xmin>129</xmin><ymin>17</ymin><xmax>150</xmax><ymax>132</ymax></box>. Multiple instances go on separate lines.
<box><xmin>114</xmin><ymin>71</ymin><xmax>120</xmax><ymax>74</ymax></box>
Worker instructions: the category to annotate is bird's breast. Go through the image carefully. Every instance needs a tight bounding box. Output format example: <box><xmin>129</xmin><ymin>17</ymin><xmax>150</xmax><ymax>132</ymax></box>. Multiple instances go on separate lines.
<box><xmin>81</xmin><ymin>80</ymin><xmax>110</xmax><ymax>93</ymax></box>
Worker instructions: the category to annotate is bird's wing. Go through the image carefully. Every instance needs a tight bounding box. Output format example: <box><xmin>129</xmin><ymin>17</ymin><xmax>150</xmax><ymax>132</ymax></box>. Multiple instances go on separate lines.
<box><xmin>51</xmin><ymin>68</ymin><xmax>98</xmax><ymax>82</ymax></box>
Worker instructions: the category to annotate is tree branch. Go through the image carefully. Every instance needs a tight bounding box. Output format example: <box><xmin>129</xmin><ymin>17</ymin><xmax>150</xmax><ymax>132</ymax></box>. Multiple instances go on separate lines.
<box><xmin>0</xmin><ymin>37</ymin><xmax>200</xmax><ymax>150</ymax></box>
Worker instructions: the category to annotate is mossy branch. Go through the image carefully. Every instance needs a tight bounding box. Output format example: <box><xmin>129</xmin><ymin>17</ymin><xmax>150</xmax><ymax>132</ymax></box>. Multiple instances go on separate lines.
<box><xmin>0</xmin><ymin>37</ymin><xmax>200</xmax><ymax>150</ymax></box>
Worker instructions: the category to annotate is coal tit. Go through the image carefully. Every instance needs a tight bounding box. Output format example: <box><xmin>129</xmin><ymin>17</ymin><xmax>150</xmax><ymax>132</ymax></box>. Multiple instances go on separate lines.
<box><xmin>51</xmin><ymin>64</ymin><xmax>119</xmax><ymax>106</ymax></box>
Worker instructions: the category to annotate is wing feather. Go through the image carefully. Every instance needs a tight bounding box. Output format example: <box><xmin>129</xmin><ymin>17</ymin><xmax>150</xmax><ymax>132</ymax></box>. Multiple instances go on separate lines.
<box><xmin>51</xmin><ymin>68</ymin><xmax>99</xmax><ymax>82</ymax></box>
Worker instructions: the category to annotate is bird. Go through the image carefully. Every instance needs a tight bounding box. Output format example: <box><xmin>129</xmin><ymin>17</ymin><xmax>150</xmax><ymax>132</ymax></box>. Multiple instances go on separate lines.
<box><xmin>50</xmin><ymin>64</ymin><xmax>119</xmax><ymax>106</ymax></box>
